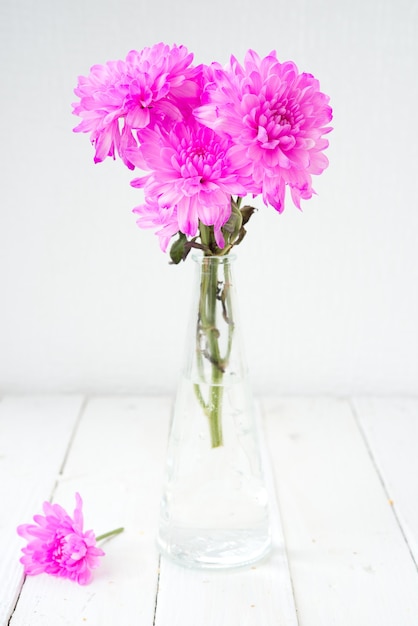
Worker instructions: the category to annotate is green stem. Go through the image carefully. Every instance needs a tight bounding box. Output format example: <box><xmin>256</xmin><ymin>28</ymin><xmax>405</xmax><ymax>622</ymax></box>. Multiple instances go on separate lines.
<box><xmin>193</xmin><ymin>224</ymin><xmax>238</xmax><ymax>448</ymax></box>
<box><xmin>96</xmin><ymin>527</ymin><xmax>124</xmax><ymax>542</ymax></box>
<box><xmin>204</xmin><ymin>255</ymin><xmax>224</xmax><ymax>447</ymax></box>
<box><xmin>223</xmin><ymin>262</ymin><xmax>235</xmax><ymax>364</ymax></box>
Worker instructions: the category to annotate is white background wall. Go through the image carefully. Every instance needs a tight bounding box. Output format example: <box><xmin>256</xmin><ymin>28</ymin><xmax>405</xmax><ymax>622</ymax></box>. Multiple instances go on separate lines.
<box><xmin>0</xmin><ymin>0</ymin><xmax>417</xmax><ymax>395</ymax></box>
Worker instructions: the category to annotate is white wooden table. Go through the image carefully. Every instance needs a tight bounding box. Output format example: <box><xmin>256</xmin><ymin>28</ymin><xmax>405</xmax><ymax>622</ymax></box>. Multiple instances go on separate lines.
<box><xmin>1</xmin><ymin>396</ymin><xmax>417</xmax><ymax>625</ymax></box>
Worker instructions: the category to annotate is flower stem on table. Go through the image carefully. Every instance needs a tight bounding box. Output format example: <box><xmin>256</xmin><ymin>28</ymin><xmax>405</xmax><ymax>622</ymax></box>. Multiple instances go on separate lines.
<box><xmin>96</xmin><ymin>527</ymin><xmax>124</xmax><ymax>542</ymax></box>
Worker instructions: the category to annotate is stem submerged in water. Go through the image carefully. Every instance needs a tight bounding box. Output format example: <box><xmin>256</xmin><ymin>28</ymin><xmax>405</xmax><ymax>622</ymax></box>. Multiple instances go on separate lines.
<box><xmin>193</xmin><ymin>242</ymin><xmax>235</xmax><ymax>448</ymax></box>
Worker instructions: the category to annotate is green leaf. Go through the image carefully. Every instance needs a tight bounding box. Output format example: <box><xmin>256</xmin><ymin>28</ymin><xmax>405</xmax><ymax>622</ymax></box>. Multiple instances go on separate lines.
<box><xmin>240</xmin><ymin>205</ymin><xmax>257</xmax><ymax>226</ymax></box>
<box><xmin>222</xmin><ymin>201</ymin><xmax>243</xmax><ymax>247</ymax></box>
<box><xmin>169</xmin><ymin>232</ymin><xmax>187</xmax><ymax>264</ymax></box>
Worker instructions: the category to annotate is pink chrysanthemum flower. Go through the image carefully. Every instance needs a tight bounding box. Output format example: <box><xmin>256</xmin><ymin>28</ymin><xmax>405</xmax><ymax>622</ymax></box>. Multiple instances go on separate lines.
<box><xmin>17</xmin><ymin>493</ymin><xmax>105</xmax><ymax>585</ymax></box>
<box><xmin>132</xmin><ymin>198</ymin><xmax>180</xmax><ymax>252</ymax></box>
<box><xmin>72</xmin><ymin>58</ymin><xmax>127</xmax><ymax>164</ymax></box>
<box><xmin>195</xmin><ymin>50</ymin><xmax>332</xmax><ymax>212</ymax></box>
<box><xmin>72</xmin><ymin>43</ymin><xmax>200</xmax><ymax>167</ymax></box>
<box><xmin>129</xmin><ymin>122</ymin><xmax>251</xmax><ymax>248</ymax></box>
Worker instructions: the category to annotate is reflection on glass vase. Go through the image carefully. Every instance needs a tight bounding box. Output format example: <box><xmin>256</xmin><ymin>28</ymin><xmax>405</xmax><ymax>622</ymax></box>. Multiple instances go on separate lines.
<box><xmin>157</xmin><ymin>253</ymin><xmax>272</xmax><ymax>568</ymax></box>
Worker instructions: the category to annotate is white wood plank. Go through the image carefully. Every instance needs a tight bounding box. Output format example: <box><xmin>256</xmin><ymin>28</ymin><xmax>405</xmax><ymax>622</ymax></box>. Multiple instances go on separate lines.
<box><xmin>352</xmin><ymin>397</ymin><xmax>418</xmax><ymax>564</ymax></box>
<box><xmin>154</xmin><ymin>405</ymin><xmax>298</xmax><ymax>626</ymax></box>
<box><xmin>262</xmin><ymin>396</ymin><xmax>418</xmax><ymax>626</ymax></box>
<box><xmin>0</xmin><ymin>396</ymin><xmax>83</xmax><ymax>626</ymax></box>
<box><xmin>9</xmin><ymin>396</ymin><xmax>171</xmax><ymax>626</ymax></box>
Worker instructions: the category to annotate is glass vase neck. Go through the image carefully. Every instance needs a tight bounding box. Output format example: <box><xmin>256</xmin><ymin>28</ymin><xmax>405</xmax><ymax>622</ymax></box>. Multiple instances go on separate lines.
<box><xmin>191</xmin><ymin>252</ymin><xmax>237</xmax><ymax>266</ymax></box>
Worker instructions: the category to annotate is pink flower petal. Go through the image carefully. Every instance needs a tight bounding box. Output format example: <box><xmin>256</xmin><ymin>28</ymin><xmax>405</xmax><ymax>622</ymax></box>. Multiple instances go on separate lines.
<box><xmin>16</xmin><ymin>494</ymin><xmax>104</xmax><ymax>586</ymax></box>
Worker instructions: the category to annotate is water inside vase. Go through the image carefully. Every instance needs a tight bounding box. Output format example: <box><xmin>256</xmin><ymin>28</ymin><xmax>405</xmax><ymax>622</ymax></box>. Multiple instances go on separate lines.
<box><xmin>157</xmin><ymin>374</ymin><xmax>272</xmax><ymax>568</ymax></box>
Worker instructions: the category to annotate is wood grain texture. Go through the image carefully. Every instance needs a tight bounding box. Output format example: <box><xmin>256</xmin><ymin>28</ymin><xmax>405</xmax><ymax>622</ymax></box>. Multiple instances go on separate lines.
<box><xmin>0</xmin><ymin>396</ymin><xmax>83</xmax><ymax>625</ymax></box>
<box><xmin>262</xmin><ymin>396</ymin><xmax>418</xmax><ymax>626</ymax></box>
<box><xmin>352</xmin><ymin>397</ymin><xmax>418</xmax><ymax>565</ymax></box>
<box><xmin>3</xmin><ymin>396</ymin><xmax>418</xmax><ymax>625</ymax></box>
<box><xmin>9</xmin><ymin>396</ymin><xmax>170</xmax><ymax>626</ymax></box>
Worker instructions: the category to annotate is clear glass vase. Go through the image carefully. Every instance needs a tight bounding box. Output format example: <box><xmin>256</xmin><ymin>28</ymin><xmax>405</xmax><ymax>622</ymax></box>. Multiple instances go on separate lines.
<box><xmin>157</xmin><ymin>253</ymin><xmax>271</xmax><ymax>568</ymax></box>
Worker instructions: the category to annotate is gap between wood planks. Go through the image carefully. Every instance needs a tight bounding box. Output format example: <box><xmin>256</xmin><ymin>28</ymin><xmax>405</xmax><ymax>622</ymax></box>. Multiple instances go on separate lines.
<box><xmin>6</xmin><ymin>396</ymin><xmax>87</xmax><ymax>626</ymax></box>
<box><xmin>349</xmin><ymin>398</ymin><xmax>418</xmax><ymax>574</ymax></box>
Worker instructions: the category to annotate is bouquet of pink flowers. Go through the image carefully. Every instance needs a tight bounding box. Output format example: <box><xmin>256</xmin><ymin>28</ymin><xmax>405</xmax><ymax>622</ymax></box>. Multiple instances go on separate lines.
<box><xmin>73</xmin><ymin>44</ymin><xmax>332</xmax><ymax>448</ymax></box>
<box><xmin>72</xmin><ymin>43</ymin><xmax>332</xmax><ymax>261</ymax></box>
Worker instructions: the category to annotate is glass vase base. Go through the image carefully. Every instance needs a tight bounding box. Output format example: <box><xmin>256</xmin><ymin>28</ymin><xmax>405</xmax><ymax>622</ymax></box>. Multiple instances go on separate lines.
<box><xmin>157</xmin><ymin>527</ymin><xmax>272</xmax><ymax>569</ymax></box>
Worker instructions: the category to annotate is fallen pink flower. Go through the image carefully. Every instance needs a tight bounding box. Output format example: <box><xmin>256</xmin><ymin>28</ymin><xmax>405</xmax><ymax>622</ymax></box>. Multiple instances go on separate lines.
<box><xmin>17</xmin><ymin>493</ymin><xmax>122</xmax><ymax>585</ymax></box>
